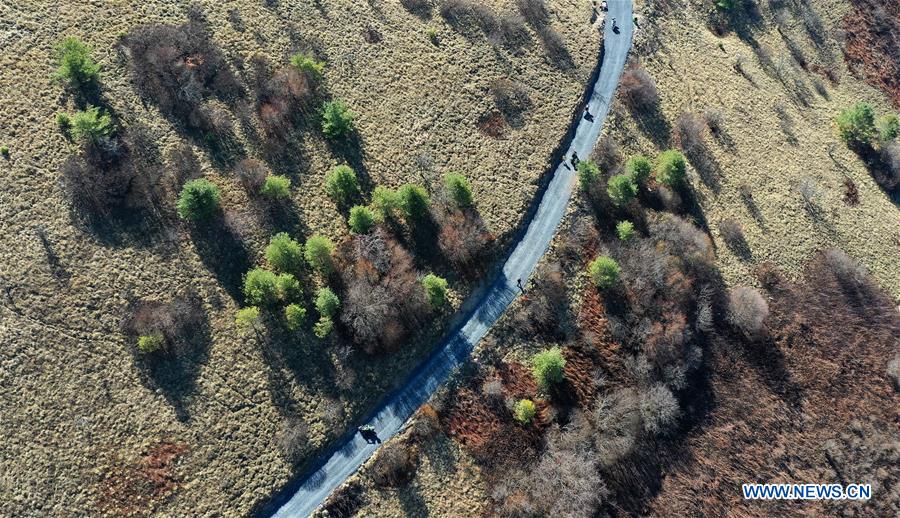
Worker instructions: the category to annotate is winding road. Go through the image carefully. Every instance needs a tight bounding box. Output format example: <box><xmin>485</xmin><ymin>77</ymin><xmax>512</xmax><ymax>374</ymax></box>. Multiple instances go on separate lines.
<box><xmin>267</xmin><ymin>3</ymin><xmax>633</xmax><ymax>516</ymax></box>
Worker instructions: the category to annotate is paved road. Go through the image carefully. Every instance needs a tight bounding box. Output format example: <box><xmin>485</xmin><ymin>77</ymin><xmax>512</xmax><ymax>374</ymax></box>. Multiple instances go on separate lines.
<box><xmin>268</xmin><ymin>3</ymin><xmax>633</xmax><ymax>516</ymax></box>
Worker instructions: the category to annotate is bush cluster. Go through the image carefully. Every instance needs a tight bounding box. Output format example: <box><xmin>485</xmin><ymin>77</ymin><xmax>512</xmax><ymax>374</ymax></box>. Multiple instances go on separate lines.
<box><xmin>513</xmin><ymin>399</ymin><xmax>536</xmax><ymax>424</ymax></box>
<box><xmin>260</xmin><ymin>175</ymin><xmax>291</xmax><ymax>199</ymax></box>
<box><xmin>348</xmin><ymin>205</ymin><xmax>376</xmax><ymax>234</ymax></box>
<box><xmin>532</xmin><ymin>347</ymin><xmax>566</xmax><ymax>389</ymax></box>
<box><xmin>607</xmin><ymin>174</ymin><xmax>637</xmax><ymax>206</ymax></box>
<box><xmin>589</xmin><ymin>256</ymin><xmax>620</xmax><ymax>289</ymax></box>
<box><xmin>443</xmin><ymin>172</ymin><xmax>473</xmax><ymax>207</ymax></box>
<box><xmin>321</xmin><ymin>100</ymin><xmax>355</xmax><ymax>139</ymax></box>
<box><xmin>655</xmin><ymin>149</ymin><xmax>687</xmax><ymax>187</ymax></box>
<box><xmin>304</xmin><ymin>235</ymin><xmax>335</xmax><ymax>275</ymax></box>
<box><xmin>325</xmin><ymin>165</ymin><xmax>360</xmax><ymax>205</ymax></box>
<box><xmin>177</xmin><ymin>178</ymin><xmax>221</xmax><ymax>221</ymax></box>
<box><xmin>577</xmin><ymin>160</ymin><xmax>601</xmax><ymax>191</ymax></box>
<box><xmin>422</xmin><ymin>274</ymin><xmax>449</xmax><ymax>308</ymax></box>
<box><xmin>266</xmin><ymin>233</ymin><xmax>303</xmax><ymax>273</ymax></box>
<box><xmin>54</xmin><ymin>37</ymin><xmax>100</xmax><ymax>88</ymax></box>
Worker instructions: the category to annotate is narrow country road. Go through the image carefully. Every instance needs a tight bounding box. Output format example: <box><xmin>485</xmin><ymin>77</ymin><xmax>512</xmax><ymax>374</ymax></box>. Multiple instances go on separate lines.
<box><xmin>267</xmin><ymin>3</ymin><xmax>633</xmax><ymax>516</ymax></box>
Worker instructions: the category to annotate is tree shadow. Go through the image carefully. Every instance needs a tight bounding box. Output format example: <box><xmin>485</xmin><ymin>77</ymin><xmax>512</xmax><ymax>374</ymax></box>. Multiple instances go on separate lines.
<box><xmin>631</xmin><ymin>104</ymin><xmax>672</xmax><ymax>149</ymax></box>
<box><xmin>189</xmin><ymin>216</ymin><xmax>252</xmax><ymax>302</ymax></box>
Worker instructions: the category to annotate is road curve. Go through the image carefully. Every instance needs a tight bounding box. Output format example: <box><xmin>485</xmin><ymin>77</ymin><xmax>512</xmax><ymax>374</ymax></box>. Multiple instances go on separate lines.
<box><xmin>268</xmin><ymin>3</ymin><xmax>633</xmax><ymax>516</ymax></box>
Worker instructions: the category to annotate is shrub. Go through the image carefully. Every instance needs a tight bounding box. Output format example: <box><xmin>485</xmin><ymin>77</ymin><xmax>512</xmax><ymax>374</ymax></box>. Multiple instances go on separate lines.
<box><xmin>0</xmin><ymin>146</ymin><xmax>8</xmax><ymax>159</ymax></box>
<box><xmin>422</xmin><ymin>274</ymin><xmax>449</xmax><ymax>308</ymax></box>
<box><xmin>398</xmin><ymin>184</ymin><xmax>431</xmax><ymax>221</ymax></box>
<box><xmin>243</xmin><ymin>268</ymin><xmax>280</xmax><ymax>307</ymax></box>
<box><xmin>235</xmin><ymin>158</ymin><xmax>268</xmax><ymax>194</ymax></box>
<box><xmin>54</xmin><ymin>37</ymin><xmax>100</xmax><ymax>87</ymax></box>
<box><xmin>443</xmin><ymin>172</ymin><xmax>473</xmax><ymax>207</ymax></box>
<box><xmin>438</xmin><ymin>210</ymin><xmax>493</xmax><ymax>272</ymax></box>
<box><xmin>235</xmin><ymin>306</ymin><xmax>261</xmax><ymax>334</ymax></box>
<box><xmin>321</xmin><ymin>100</ymin><xmax>355</xmax><ymax>139</ymax></box>
<box><xmin>513</xmin><ymin>398</ymin><xmax>537</xmax><ymax>424</ymax></box>
<box><xmin>177</xmin><ymin>178</ymin><xmax>221</xmax><ymax>220</ymax></box>
<box><xmin>371</xmin><ymin>442</ymin><xmax>419</xmax><ymax>488</ymax></box>
<box><xmin>577</xmin><ymin>160</ymin><xmax>601</xmax><ymax>191</ymax></box>
<box><xmin>372</xmin><ymin>186</ymin><xmax>400</xmax><ymax>220</ymax></box>
<box><xmin>275</xmin><ymin>273</ymin><xmax>301</xmax><ymax>303</ymax></box>
<box><xmin>639</xmin><ymin>384</ymin><xmax>680</xmax><ymax>434</ymax></box>
<box><xmin>266</xmin><ymin>233</ymin><xmax>304</xmax><ymax>273</ymax></box>
<box><xmin>71</xmin><ymin>106</ymin><xmax>114</xmax><ymax>144</ymax></box>
<box><xmin>284</xmin><ymin>303</ymin><xmax>307</xmax><ymax>330</ymax></box>
<box><xmin>675</xmin><ymin>111</ymin><xmax>706</xmax><ymax>154</ymax></box>
<box><xmin>593</xmin><ymin>136</ymin><xmax>622</xmax><ymax>173</ymax></box>
<box><xmin>607</xmin><ymin>174</ymin><xmax>637</xmax><ymax>205</ymax></box>
<box><xmin>719</xmin><ymin>218</ymin><xmax>747</xmax><ymax>251</ymax></box>
<box><xmin>836</xmin><ymin>102</ymin><xmax>877</xmax><ymax>147</ymax></box>
<box><xmin>56</xmin><ymin>112</ymin><xmax>72</xmax><ymax>135</ymax></box>
<box><xmin>348</xmin><ymin>205</ymin><xmax>376</xmax><ymax>234</ymax></box>
<box><xmin>656</xmin><ymin>149</ymin><xmax>687</xmax><ymax>187</ymax></box>
<box><xmin>532</xmin><ymin>347</ymin><xmax>566</xmax><ymax>388</ymax></box>
<box><xmin>325</xmin><ymin>165</ymin><xmax>360</xmax><ymax>205</ymax></box>
<box><xmin>616</xmin><ymin>220</ymin><xmax>635</xmax><ymax>241</ymax></box>
<box><xmin>727</xmin><ymin>286</ymin><xmax>769</xmax><ymax>338</ymax></box>
<box><xmin>260</xmin><ymin>175</ymin><xmax>291</xmax><ymax>199</ymax></box>
<box><xmin>290</xmin><ymin>53</ymin><xmax>325</xmax><ymax>77</ymax></box>
<box><xmin>877</xmin><ymin>114</ymin><xmax>899</xmax><ymax>142</ymax></box>
<box><xmin>589</xmin><ymin>256</ymin><xmax>619</xmax><ymax>289</ymax></box>
<box><xmin>314</xmin><ymin>316</ymin><xmax>334</xmax><ymax>338</ymax></box>
<box><xmin>625</xmin><ymin>155</ymin><xmax>652</xmax><ymax>185</ymax></box>
<box><xmin>620</xmin><ymin>66</ymin><xmax>659</xmax><ymax>109</ymax></box>
<box><xmin>305</xmin><ymin>235</ymin><xmax>335</xmax><ymax>275</ymax></box>
<box><xmin>316</xmin><ymin>287</ymin><xmax>340</xmax><ymax>317</ymax></box>
<box><xmin>137</xmin><ymin>333</ymin><xmax>165</xmax><ymax>353</ymax></box>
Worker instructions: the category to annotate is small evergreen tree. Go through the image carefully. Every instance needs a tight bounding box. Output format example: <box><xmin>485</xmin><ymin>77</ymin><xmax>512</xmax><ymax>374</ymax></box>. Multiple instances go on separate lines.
<box><xmin>266</xmin><ymin>233</ymin><xmax>304</xmax><ymax>273</ymax></box>
<box><xmin>589</xmin><ymin>256</ymin><xmax>620</xmax><ymax>289</ymax></box>
<box><xmin>314</xmin><ymin>316</ymin><xmax>334</xmax><ymax>338</ymax></box>
<box><xmin>532</xmin><ymin>347</ymin><xmax>566</xmax><ymax>389</ymax></box>
<box><xmin>177</xmin><ymin>179</ymin><xmax>221</xmax><ymax>221</ymax></box>
<box><xmin>260</xmin><ymin>175</ymin><xmax>291</xmax><ymax>199</ymax></box>
<box><xmin>284</xmin><ymin>303</ymin><xmax>307</xmax><ymax>331</ymax></box>
<box><xmin>348</xmin><ymin>205</ymin><xmax>376</xmax><ymax>234</ymax></box>
<box><xmin>54</xmin><ymin>37</ymin><xmax>100</xmax><ymax>88</ymax></box>
<box><xmin>304</xmin><ymin>235</ymin><xmax>335</xmax><ymax>275</ymax></box>
<box><xmin>235</xmin><ymin>306</ymin><xmax>261</xmax><ymax>334</ymax></box>
<box><xmin>656</xmin><ymin>149</ymin><xmax>687</xmax><ymax>187</ymax></box>
<box><xmin>321</xmin><ymin>100</ymin><xmax>355</xmax><ymax>139</ymax></box>
<box><xmin>243</xmin><ymin>268</ymin><xmax>280</xmax><ymax>306</ymax></box>
<box><xmin>372</xmin><ymin>186</ymin><xmax>400</xmax><ymax>220</ymax></box>
<box><xmin>513</xmin><ymin>399</ymin><xmax>536</xmax><ymax>424</ymax></box>
<box><xmin>876</xmin><ymin>114</ymin><xmax>899</xmax><ymax>142</ymax></box>
<box><xmin>422</xmin><ymin>274</ymin><xmax>449</xmax><ymax>308</ymax></box>
<box><xmin>616</xmin><ymin>220</ymin><xmax>635</xmax><ymax>241</ymax></box>
<box><xmin>325</xmin><ymin>165</ymin><xmax>360</xmax><ymax>205</ymax></box>
<box><xmin>71</xmin><ymin>106</ymin><xmax>113</xmax><ymax>143</ymax></box>
<box><xmin>625</xmin><ymin>154</ymin><xmax>652</xmax><ymax>185</ymax></box>
<box><xmin>607</xmin><ymin>174</ymin><xmax>637</xmax><ymax>205</ymax></box>
<box><xmin>398</xmin><ymin>184</ymin><xmax>431</xmax><ymax>221</ymax></box>
<box><xmin>137</xmin><ymin>333</ymin><xmax>165</xmax><ymax>353</ymax></box>
<box><xmin>290</xmin><ymin>53</ymin><xmax>325</xmax><ymax>77</ymax></box>
<box><xmin>836</xmin><ymin>102</ymin><xmax>877</xmax><ymax>147</ymax></box>
<box><xmin>577</xmin><ymin>160</ymin><xmax>601</xmax><ymax>191</ymax></box>
<box><xmin>443</xmin><ymin>172</ymin><xmax>473</xmax><ymax>207</ymax></box>
<box><xmin>315</xmin><ymin>287</ymin><xmax>340</xmax><ymax>317</ymax></box>
<box><xmin>275</xmin><ymin>273</ymin><xmax>301</xmax><ymax>303</ymax></box>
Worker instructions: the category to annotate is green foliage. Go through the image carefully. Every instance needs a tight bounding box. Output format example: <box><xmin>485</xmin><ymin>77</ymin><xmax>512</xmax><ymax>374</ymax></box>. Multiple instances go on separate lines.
<box><xmin>56</xmin><ymin>112</ymin><xmax>72</xmax><ymax>135</ymax></box>
<box><xmin>275</xmin><ymin>273</ymin><xmax>302</xmax><ymax>303</ymax></box>
<box><xmin>314</xmin><ymin>316</ymin><xmax>334</xmax><ymax>338</ymax></box>
<box><xmin>398</xmin><ymin>184</ymin><xmax>431</xmax><ymax>221</ymax></box>
<box><xmin>71</xmin><ymin>106</ymin><xmax>113</xmax><ymax>143</ymax></box>
<box><xmin>532</xmin><ymin>347</ymin><xmax>566</xmax><ymax>389</ymax></box>
<box><xmin>876</xmin><ymin>114</ymin><xmax>899</xmax><ymax>142</ymax></box>
<box><xmin>243</xmin><ymin>268</ymin><xmax>279</xmax><ymax>307</ymax></box>
<box><xmin>607</xmin><ymin>174</ymin><xmax>637</xmax><ymax>205</ymax></box>
<box><xmin>290</xmin><ymin>53</ymin><xmax>325</xmax><ymax>77</ymax></box>
<box><xmin>284</xmin><ymin>303</ymin><xmax>307</xmax><ymax>331</ymax></box>
<box><xmin>235</xmin><ymin>306</ymin><xmax>261</xmax><ymax>334</ymax></box>
<box><xmin>260</xmin><ymin>175</ymin><xmax>291</xmax><ymax>199</ymax></box>
<box><xmin>177</xmin><ymin>178</ymin><xmax>221</xmax><ymax>221</ymax></box>
<box><xmin>372</xmin><ymin>186</ymin><xmax>400</xmax><ymax>219</ymax></box>
<box><xmin>589</xmin><ymin>256</ymin><xmax>620</xmax><ymax>289</ymax></box>
<box><xmin>422</xmin><ymin>274</ymin><xmax>449</xmax><ymax>308</ymax></box>
<box><xmin>427</xmin><ymin>28</ymin><xmax>439</xmax><ymax>45</ymax></box>
<box><xmin>625</xmin><ymin>155</ymin><xmax>652</xmax><ymax>185</ymax></box>
<box><xmin>836</xmin><ymin>102</ymin><xmax>877</xmax><ymax>146</ymax></box>
<box><xmin>304</xmin><ymin>235</ymin><xmax>335</xmax><ymax>275</ymax></box>
<box><xmin>715</xmin><ymin>0</ymin><xmax>735</xmax><ymax>10</ymax></box>
<box><xmin>0</xmin><ymin>146</ymin><xmax>8</xmax><ymax>158</ymax></box>
<box><xmin>266</xmin><ymin>233</ymin><xmax>304</xmax><ymax>273</ymax></box>
<box><xmin>137</xmin><ymin>333</ymin><xmax>164</xmax><ymax>353</ymax></box>
<box><xmin>655</xmin><ymin>149</ymin><xmax>687</xmax><ymax>187</ymax></box>
<box><xmin>443</xmin><ymin>172</ymin><xmax>473</xmax><ymax>207</ymax></box>
<box><xmin>577</xmin><ymin>160</ymin><xmax>601</xmax><ymax>191</ymax></box>
<box><xmin>321</xmin><ymin>100</ymin><xmax>355</xmax><ymax>139</ymax></box>
<box><xmin>316</xmin><ymin>287</ymin><xmax>340</xmax><ymax>317</ymax></box>
<box><xmin>54</xmin><ymin>37</ymin><xmax>100</xmax><ymax>87</ymax></box>
<box><xmin>325</xmin><ymin>165</ymin><xmax>360</xmax><ymax>205</ymax></box>
<box><xmin>348</xmin><ymin>205</ymin><xmax>376</xmax><ymax>234</ymax></box>
<box><xmin>513</xmin><ymin>399</ymin><xmax>536</xmax><ymax>424</ymax></box>
<box><xmin>616</xmin><ymin>220</ymin><xmax>635</xmax><ymax>241</ymax></box>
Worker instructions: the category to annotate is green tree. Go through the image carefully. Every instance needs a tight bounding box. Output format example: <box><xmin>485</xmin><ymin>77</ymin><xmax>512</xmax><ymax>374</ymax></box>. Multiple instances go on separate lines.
<box><xmin>625</xmin><ymin>154</ymin><xmax>652</xmax><ymax>185</ymax></box>
<box><xmin>876</xmin><ymin>113</ymin><xmax>899</xmax><ymax>142</ymax></box>
<box><xmin>284</xmin><ymin>303</ymin><xmax>307</xmax><ymax>331</ymax></box>
<box><xmin>616</xmin><ymin>220</ymin><xmax>635</xmax><ymax>241</ymax></box>
<box><xmin>316</xmin><ymin>287</ymin><xmax>340</xmax><ymax>317</ymax></box>
<box><xmin>304</xmin><ymin>235</ymin><xmax>335</xmax><ymax>275</ymax></box>
<box><xmin>71</xmin><ymin>106</ymin><xmax>113</xmax><ymax>143</ymax></box>
<box><xmin>266</xmin><ymin>233</ymin><xmax>303</xmax><ymax>273</ymax></box>
<box><xmin>348</xmin><ymin>205</ymin><xmax>376</xmax><ymax>234</ymax></box>
<box><xmin>513</xmin><ymin>399</ymin><xmax>536</xmax><ymax>424</ymax></box>
<box><xmin>137</xmin><ymin>333</ymin><xmax>165</xmax><ymax>353</ymax></box>
<box><xmin>177</xmin><ymin>179</ymin><xmax>221</xmax><ymax>221</ymax></box>
<box><xmin>372</xmin><ymin>186</ymin><xmax>400</xmax><ymax>220</ymax></box>
<box><xmin>422</xmin><ymin>274</ymin><xmax>449</xmax><ymax>308</ymax></box>
<box><xmin>607</xmin><ymin>174</ymin><xmax>637</xmax><ymax>205</ymax></box>
<box><xmin>243</xmin><ymin>268</ymin><xmax>279</xmax><ymax>306</ymax></box>
<box><xmin>54</xmin><ymin>37</ymin><xmax>100</xmax><ymax>88</ymax></box>
<box><xmin>589</xmin><ymin>256</ymin><xmax>620</xmax><ymax>289</ymax></box>
<box><xmin>577</xmin><ymin>160</ymin><xmax>601</xmax><ymax>191</ymax></box>
<box><xmin>314</xmin><ymin>316</ymin><xmax>334</xmax><ymax>338</ymax></box>
<box><xmin>443</xmin><ymin>172</ymin><xmax>473</xmax><ymax>207</ymax></box>
<box><xmin>532</xmin><ymin>347</ymin><xmax>566</xmax><ymax>389</ymax></box>
<box><xmin>398</xmin><ymin>184</ymin><xmax>431</xmax><ymax>221</ymax></box>
<box><xmin>655</xmin><ymin>149</ymin><xmax>687</xmax><ymax>187</ymax></box>
<box><xmin>835</xmin><ymin>102</ymin><xmax>877</xmax><ymax>147</ymax></box>
<box><xmin>290</xmin><ymin>53</ymin><xmax>325</xmax><ymax>77</ymax></box>
<box><xmin>260</xmin><ymin>175</ymin><xmax>291</xmax><ymax>199</ymax></box>
<box><xmin>325</xmin><ymin>165</ymin><xmax>360</xmax><ymax>205</ymax></box>
<box><xmin>235</xmin><ymin>306</ymin><xmax>261</xmax><ymax>334</ymax></box>
<box><xmin>275</xmin><ymin>273</ymin><xmax>302</xmax><ymax>303</ymax></box>
<box><xmin>321</xmin><ymin>100</ymin><xmax>355</xmax><ymax>139</ymax></box>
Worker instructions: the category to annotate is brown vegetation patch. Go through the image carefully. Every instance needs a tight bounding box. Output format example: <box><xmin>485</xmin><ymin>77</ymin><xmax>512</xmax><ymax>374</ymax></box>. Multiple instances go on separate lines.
<box><xmin>578</xmin><ymin>288</ymin><xmax>628</xmax><ymax>383</ymax></box>
<box><xmin>561</xmin><ymin>346</ymin><xmax>601</xmax><ymax>408</ymax></box>
<box><xmin>842</xmin><ymin>0</ymin><xmax>900</xmax><ymax>108</ymax></box>
<box><xmin>477</xmin><ymin>110</ymin><xmax>506</xmax><ymax>138</ymax></box>
<box><xmin>496</xmin><ymin>361</ymin><xmax>537</xmax><ymax>399</ymax></box>
<box><xmin>98</xmin><ymin>441</ymin><xmax>189</xmax><ymax>515</ymax></box>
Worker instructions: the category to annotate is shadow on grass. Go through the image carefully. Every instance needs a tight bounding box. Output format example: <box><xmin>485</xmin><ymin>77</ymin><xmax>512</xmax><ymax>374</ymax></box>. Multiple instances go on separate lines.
<box><xmin>189</xmin><ymin>216</ymin><xmax>252</xmax><ymax>302</ymax></box>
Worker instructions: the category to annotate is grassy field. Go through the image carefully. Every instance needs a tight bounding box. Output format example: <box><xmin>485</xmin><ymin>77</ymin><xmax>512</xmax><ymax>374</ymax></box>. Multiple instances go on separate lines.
<box><xmin>0</xmin><ymin>0</ymin><xmax>601</xmax><ymax>515</ymax></box>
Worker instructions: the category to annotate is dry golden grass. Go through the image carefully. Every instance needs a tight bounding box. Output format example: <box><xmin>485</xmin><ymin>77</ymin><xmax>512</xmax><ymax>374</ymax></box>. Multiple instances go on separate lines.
<box><xmin>0</xmin><ymin>0</ymin><xmax>599</xmax><ymax>515</ymax></box>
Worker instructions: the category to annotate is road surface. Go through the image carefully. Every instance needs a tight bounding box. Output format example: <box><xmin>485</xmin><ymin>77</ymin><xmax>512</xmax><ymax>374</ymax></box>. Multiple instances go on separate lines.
<box><xmin>268</xmin><ymin>3</ymin><xmax>633</xmax><ymax>516</ymax></box>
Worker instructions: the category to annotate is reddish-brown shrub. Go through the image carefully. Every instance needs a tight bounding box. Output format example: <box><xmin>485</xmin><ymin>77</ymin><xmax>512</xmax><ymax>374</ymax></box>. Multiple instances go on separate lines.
<box><xmin>620</xmin><ymin>65</ymin><xmax>659</xmax><ymax>110</ymax></box>
<box><xmin>437</xmin><ymin>210</ymin><xmax>493</xmax><ymax>275</ymax></box>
